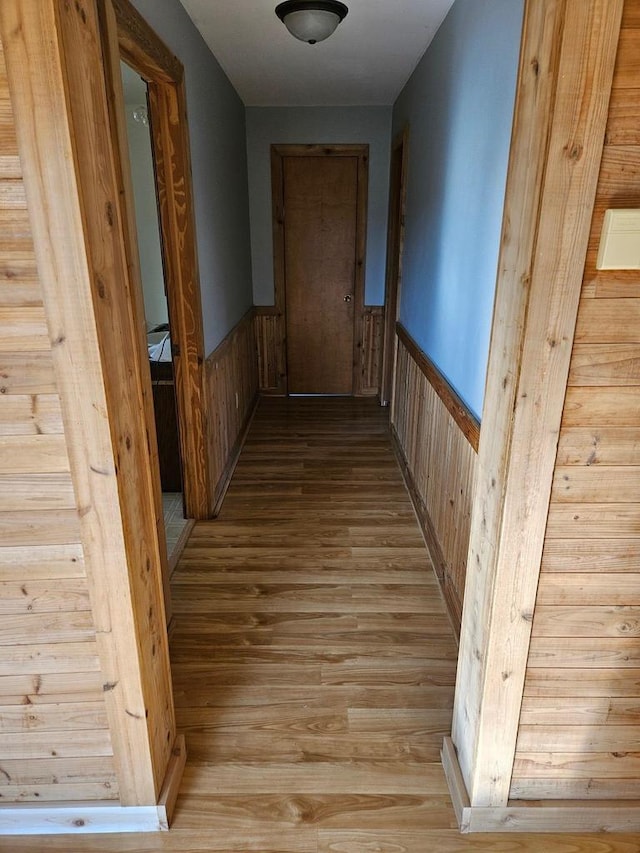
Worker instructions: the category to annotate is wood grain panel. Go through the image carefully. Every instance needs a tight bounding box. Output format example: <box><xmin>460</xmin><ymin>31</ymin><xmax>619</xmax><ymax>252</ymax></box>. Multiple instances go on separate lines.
<box><xmin>438</xmin><ymin>0</ymin><xmax>627</xmax><ymax>812</ymax></box>
<box><xmin>0</xmin><ymin>434</ymin><xmax>68</xmax><ymax>473</ymax></box>
<box><xmin>606</xmin><ymin>87</ymin><xmax>640</xmax><ymax>143</ymax></box>
<box><xmin>0</xmin><ymin>394</ymin><xmax>63</xmax><ymax>435</ymax></box>
<box><xmin>0</xmin><ymin>729</ymin><xmax>113</xmax><ymax>760</ymax></box>
<box><xmin>537</xmin><ymin>574</ymin><xmax>640</xmax><ymax>605</ymax></box>
<box><xmin>206</xmin><ymin>309</ymin><xmax>258</xmax><ymax>512</ymax></box>
<box><xmin>515</xmin><ymin>3</ymin><xmax>640</xmax><ymax>805</ymax></box>
<box><xmin>517</xmin><ymin>724</ymin><xmax>640</xmax><ymax>752</ymax></box>
<box><xmin>0</xmin><ymin>612</ymin><xmax>95</xmax><ymax>646</ymax></box>
<box><xmin>556</xmin><ymin>427</ymin><xmax>640</xmax><ymax>465</ymax></box>
<box><xmin>0</xmin><ymin>509</ymin><xmax>81</xmax><ymax>547</ymax></box>
<box><xmin>0</xmin><ymin>279</ymin><xmax>41</xmax><ymax>308</ymax></box>
<box><xmin>0</xmin><ymin>756</ymin><xmax>118</xmax><ymax>787</ymax></box>
<box><xmin>254</xmin><ymin>309</ymin><xmax>286</xmax><ymax>395</ymax></box>
<box><xmin>1</xmin><ymin>0</ymin><xmax>187</xmax><ymax>806</ymax></box>
<box><xmin>568</xmin><ymin>343</ymin><xmax>640</xmax><ymax>384</ymax></box>
<box><xmin>562</xmin><ymin>386</ymin><xmax>640</xmax><ymax>425</ymax></box>
<box><xmin>612</xmin><ymin>26</ymin><xmax>640</xmax><ymax>87</ymax></box>
<box><xmin>0</xmin><ymin>10</ymin><xmax>117</xmax><ymax>807</ymax></box>
<box><xmin>541</xmin><ymin>537</ymin><xmax>640</xmax><ymax>571</ymax></box>
<box><xmin>546</xmin><ymin>503</ymin><xmax>640</xmax><ymax>538</ymax></box>
<box><xmin>0</xmin><ymin>543</ymin><xmax>84</xmax><ymax>581</ymax></box>
<box><xmin>575</xmin><ymin>298</ymin><xmax>640</xmax><ymax>342</ymax></box>
<box><xmin>524</xmin><ymin>667</ymin><xmax>640</xmax><ymax>697</ymax></box>
<box><xmin>551</xmin><ymin>465</ymin><xmax>640</xmax><ymax>502</ymax></box>
<box><xmin>533</xmin><ymin>603</ymin><xmax>640</xmax><ymax>634</ymax></box>
<box><xmin>0</xmin><ymin>352</ymin><xmax>56</xmax><ymax>394</ymax></box>
<box><xmin>520</xmin><ymin>695</ymin><xmax>640</xmax><ymax>725</ymax></box>
<box><xmin>0</xmin><ymin>307</ymin><xmax>48</xmax><ymax>351</ymax></box>
<box><xmin>0</xmin><ymin>641</ymin><xmax>100</xmax><ymax>676</ymax></box>
<box><xmin>0</xmin><ymin>474</ymin><xmax>75</xmax><ymax>511</ymax></box>
<box><xmin>0</xmin><ymin>672</ymin><xmax>104</xmax><ymax>706</ymax></box>
<box><xmin>0</xmin><ymin>578</ymin><xmax>92</xmax><ymax>614</ymax></box>
<box><xmin>359</xmin><ymin>307</ymin><xmax>383</xmax><ymax>397</ymax></box>
<box><xmin>528</xmin><ymin>637</ymin><xmax>640</xmax><ymax>668</ymax></box>
<box><xmin>391</xmin><ymin>331</ymin><xmax>478</xmax><ymax>631</ymax></box>
<box><xmin>254</xmin><ymin>305</ymin><xmax>385</xmax><ymax>398</ymax></box>
<box><xmin>513</xmin><ymin>751</ymin><xmax>640</xmax><ymax>778</ymax></box>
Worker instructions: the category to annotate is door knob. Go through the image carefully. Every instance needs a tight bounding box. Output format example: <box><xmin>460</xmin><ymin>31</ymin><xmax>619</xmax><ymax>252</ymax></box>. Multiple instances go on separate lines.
<box><xmin>343</xmin><ymin>294</ymin><xmax>352</xmax><ymax>303</ymax></box>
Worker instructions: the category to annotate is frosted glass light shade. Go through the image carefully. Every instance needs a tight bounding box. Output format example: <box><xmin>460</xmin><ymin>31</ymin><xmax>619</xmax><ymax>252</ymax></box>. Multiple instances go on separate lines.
<box><xmin>275</xmin><ymin>1</ymin><xmax>348</xmax><ymax>44</ymax></box>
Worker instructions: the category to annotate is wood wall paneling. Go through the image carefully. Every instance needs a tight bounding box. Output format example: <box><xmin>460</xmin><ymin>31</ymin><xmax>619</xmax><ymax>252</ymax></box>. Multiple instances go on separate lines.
<box><xmin>449</xmin><ymin>0</ymin><xmax>624</xmax><ymax>819</ymax></box>
<box><xmin>512</xmin><ymin>0</ymin><xmax>640</xmax><ymax>806</ymax></box>
<box><xmin>206</xmin><ymin>309</ymin><xmax>259</xmax><ymax>513</ymax></box>
<box><xmin>254</xmin><ymin>305</ymin><xmax>384</xmax><ymax>398</ymax></box>
<box><xmin>0</xmin><ymin>28</ymin><xmax>117</xmax><ymax>805</ymax></box>
<box><xmin>391</xmin><ymin>326</ymin><xmax>478</xmax><ymax>633</ymax></box>
<box><xmin>0</xmin><ymin>0</ymin><xmax>179</xmax><ymax>810</ymax></box>
<box><xmin>359</xmin><ymin>307</ymin><xmax>383</xmax><ymax>396</ymax></box>
<box><xmin>254</xmin><ymin>308</ymin><xmax>287</xmax><ymax>395</ymax></box>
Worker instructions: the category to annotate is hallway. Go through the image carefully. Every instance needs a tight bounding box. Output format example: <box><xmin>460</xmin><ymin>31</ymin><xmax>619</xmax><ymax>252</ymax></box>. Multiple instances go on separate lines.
<box><xmin>6</xmin><ymin>397</ymin><xmax>640</xmax><ymax>850</ymax></box>
<box><xmin>169</xmin><ymin>396</ymin><xmax>459</xmax><ymax>849</ymax></box>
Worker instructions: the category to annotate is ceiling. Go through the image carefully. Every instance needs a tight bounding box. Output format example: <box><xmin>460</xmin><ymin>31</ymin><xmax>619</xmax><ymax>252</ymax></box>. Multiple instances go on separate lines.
<box><xmin>177</xmin><ymin>0</ymin><xmax>455</xmax><ymax>106</ymax></box>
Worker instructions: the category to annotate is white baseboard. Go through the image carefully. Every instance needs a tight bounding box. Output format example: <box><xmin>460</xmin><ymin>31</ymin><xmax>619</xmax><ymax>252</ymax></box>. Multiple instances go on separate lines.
<box><xmin>0</xmin><ymin>734</ymin><xmax>186</xmax><ymax>835</ymax></box>
<box><xmin>0</xmin><ymin>803</ymin><xmax>167</xmax><ymax>835</ymax></box>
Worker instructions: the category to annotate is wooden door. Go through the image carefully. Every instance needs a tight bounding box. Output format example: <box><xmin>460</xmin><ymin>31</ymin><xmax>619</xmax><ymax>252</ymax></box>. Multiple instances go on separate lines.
<box><xmin>283</xmin><ymin>155</ymin><xmax>358</xmax><ymax>394</ymax></box>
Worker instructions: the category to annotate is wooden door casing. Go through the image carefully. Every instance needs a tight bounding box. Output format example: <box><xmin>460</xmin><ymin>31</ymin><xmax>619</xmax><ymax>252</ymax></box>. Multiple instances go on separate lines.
<box><xmin>284</xmin><ymin>154</ymin><xmax>358</xmax><ymax>394</ymax></box>
<box><xmin>382</xmin><ymin>127</ymin><xmax>409</xmax><ymax>409</ymax></box>
<box><xmin>271</xmin><ymin>144</ymin><xmax>369</xmax><ymax>396</ymax></box>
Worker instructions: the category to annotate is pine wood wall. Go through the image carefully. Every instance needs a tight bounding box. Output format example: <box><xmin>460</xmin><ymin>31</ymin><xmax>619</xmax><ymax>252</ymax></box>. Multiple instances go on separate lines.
<box><xmin>254</xmin><ymin>306</ymin><xmax>384</xmax><ymax>397</ymax></box>
<box><xmin>391</xmin><ymin>327</ymin><xmax>478</xmax><ymax>629</ymax></box>
<box><xmin>207</xmin><ymin>310</ymin><xmax>259</xmax><ymax>510</ymax></box>
<box><xmin>512</xmin><ymin>0</ymin><xmax>640</xmax><ymax>801</ymax></box>
<box><xmin>0</xmin><ymin>36</ymin><xmax>117</xmax><ymax>804</ymax></box>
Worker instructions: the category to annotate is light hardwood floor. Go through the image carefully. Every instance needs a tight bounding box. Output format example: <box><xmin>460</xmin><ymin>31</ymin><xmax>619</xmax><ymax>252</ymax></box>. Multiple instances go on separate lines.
<box><xmin>5</xmin><ymin>397</ymin><xmax>640</xmax><ymax>851</ymax></box>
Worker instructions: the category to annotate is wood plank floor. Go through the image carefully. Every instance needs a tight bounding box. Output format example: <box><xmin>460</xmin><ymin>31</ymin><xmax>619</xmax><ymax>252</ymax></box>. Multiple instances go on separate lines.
<box><xmin>5</xmin><ymin>397</ymin><xmax>640</xmax><ymax>851</ymax></box>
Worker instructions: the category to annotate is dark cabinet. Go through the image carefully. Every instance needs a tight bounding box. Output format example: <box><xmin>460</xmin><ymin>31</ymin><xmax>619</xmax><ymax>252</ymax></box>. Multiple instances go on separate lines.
<box><xmin>149</xmin><ymin>360</ymin><xmax>182</xmax><ymax>493</ymax></box>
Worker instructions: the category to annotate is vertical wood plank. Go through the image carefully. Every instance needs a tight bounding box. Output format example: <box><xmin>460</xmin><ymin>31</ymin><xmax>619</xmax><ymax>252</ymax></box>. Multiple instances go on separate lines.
<box><xmin>391</xmin><ymin>332</ymin><xmax>478</xmax><ymax>633</ymax></box>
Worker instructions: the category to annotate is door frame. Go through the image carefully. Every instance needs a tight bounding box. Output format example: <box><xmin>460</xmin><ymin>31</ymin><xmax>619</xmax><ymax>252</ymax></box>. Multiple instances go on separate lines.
<box><xmin>271</xmin><ymin>143</ymin><xmax>369</xmax><ymax>395</ymax></box>
<box><xmin>381</xmin><ymin>126</ymin><xmax>409</xmax><ymax>408</ymax></box>
<box><xmin>102</xmin><ymin>0</ymin><xmax>211</xmax><ymax>520</ymax></box>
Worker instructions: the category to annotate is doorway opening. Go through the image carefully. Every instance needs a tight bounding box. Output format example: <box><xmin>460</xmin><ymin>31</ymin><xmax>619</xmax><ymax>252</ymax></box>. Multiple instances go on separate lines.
<box><xmin>92</xmin><ymin>0</ymin><xmax>212</xmax><ymax>620</ymax></box>
<box><xmin>119</xmin><ymin>61</ymin><xmax>191</xmax><ymax>570</ymax></box>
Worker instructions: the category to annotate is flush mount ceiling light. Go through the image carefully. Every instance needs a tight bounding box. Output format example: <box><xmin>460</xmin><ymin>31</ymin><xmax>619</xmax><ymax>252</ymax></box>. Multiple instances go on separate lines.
<box><xmin>275</xmin><ymin>1</ymin><xmax>348</xmax><ymax>45</ymax></box>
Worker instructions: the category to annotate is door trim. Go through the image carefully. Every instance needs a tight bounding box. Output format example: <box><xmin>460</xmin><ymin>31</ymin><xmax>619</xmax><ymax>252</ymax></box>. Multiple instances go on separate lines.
<box><xmin>271</xmin><ymin>143</ymin><xmax>369</xmax><ymax>396</ymax></box>
<box><xmin>381</xmin><ymin>126</ymin><xmax>409</xmax><ymax>408</ymax></box>
<box><xmin>108</xmin><ymin>0</ymin><xmax>211</xmax><ymax>519</ymax></box>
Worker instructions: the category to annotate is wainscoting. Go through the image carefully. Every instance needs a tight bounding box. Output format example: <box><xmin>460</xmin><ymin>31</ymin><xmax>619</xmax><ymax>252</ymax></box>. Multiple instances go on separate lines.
<box><xmin>391</xmin><ymin>325</ymin><xmax>479</xmax><ymax>632</ymax></box>
<box><xmin>205</xmin><ymin>309</ymin><xmax>259</xmax><ymax>512</ymax></box>
<box><xmin>254</xmin><ymin>308</ymin><xmax>286</xmax><ymax>395</ymax></box>
<box><xmin>254</xmin><ymin>305</ymin><xmax>384</xmax><ymax>397</ymax></box>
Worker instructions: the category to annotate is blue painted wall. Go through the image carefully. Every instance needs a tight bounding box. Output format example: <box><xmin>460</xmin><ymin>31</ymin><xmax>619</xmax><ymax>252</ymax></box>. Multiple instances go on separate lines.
<box><xmin>246</xmin><ymin>107</ymin><xmax>392</xmax><ymax>306</ymax></box>
<box><xmin>393</xmin><ymin>0</ymin><xmax>524</xmax><ymax>419</ymax></box>
<box><xmin>131</xmin><ymin>0</ymin><xmax>253</xmax><ymax>355</ymax></box>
